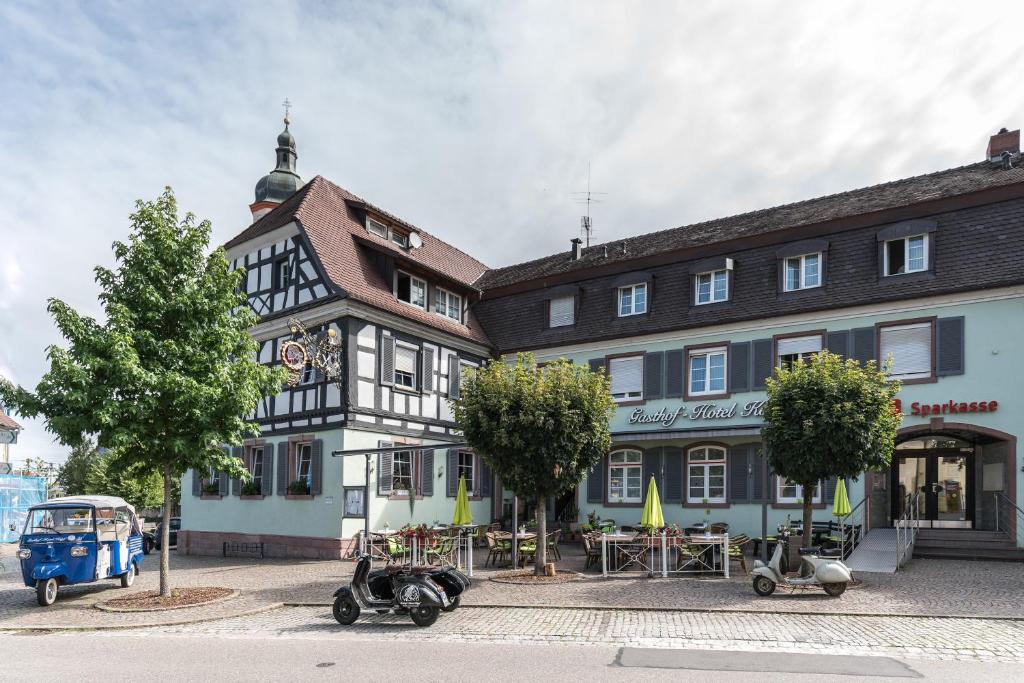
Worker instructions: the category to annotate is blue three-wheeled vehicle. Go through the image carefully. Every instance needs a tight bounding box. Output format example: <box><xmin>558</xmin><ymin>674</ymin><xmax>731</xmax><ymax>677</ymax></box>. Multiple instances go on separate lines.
<box><xmin>17</xmin><ymin>495</ymin><xmax>145</xmax><ymax>606</ymax></box>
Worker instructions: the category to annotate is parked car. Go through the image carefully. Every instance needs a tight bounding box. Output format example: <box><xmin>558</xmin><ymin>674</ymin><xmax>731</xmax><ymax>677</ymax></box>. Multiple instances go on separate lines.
<box><xmin>153</xmin><ymin>517</ymin><xmax>180</xmax><ymax>550</ymax></box>
<box><xmin>141</xmin><ymin>530</ymin><xmax>154</xmax><ymax>555</ymax></box>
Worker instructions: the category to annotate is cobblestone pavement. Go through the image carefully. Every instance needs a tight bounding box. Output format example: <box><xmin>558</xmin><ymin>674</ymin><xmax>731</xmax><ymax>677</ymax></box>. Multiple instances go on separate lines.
<box><xmin>77</xmin><ymin>605</ymin><xmax>1024</xmax><ymax>663</ymax></box>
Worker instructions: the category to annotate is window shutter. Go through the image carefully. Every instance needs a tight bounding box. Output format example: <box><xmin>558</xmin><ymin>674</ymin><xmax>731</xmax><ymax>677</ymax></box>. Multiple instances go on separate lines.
<box><xmin>549</xmin><ymin>295</ymin><xmax>575</xmax><ymax>327</ymax></box>
<box><xmin>662</xmin><ymin>447</ymin><xmax>683</xmax><ymax>503</ymax></box>
<box><xmin>191</xmin><ymin>470</ymin><xmax>201</xmax><ymax>497</ymax></box>
<box><xmin>644</xmin><ymin>351</ymin><xmax>664</xmax><ymax>400</ymax></box>
<box><xmin>936</xmin><ymin>317</ymin><xmax>965</xmax><ymax>376</ymax></box>
<box><xmin>377</xmin><ymin>441</ymin><xmax>393</xmax><ymax>495</ymax></box>
<box><xmin>448</xmin><ymin>354</ymin><xmax>461</xmax><ymax>399</ymax></box>
<box><xmin>751</xmin><ymin>445</ymin><xmax>769</xmax><ymax>503</ymax></box>
<box><xmin>261</xmin><ymin>448</ymin><xmax>274</xmax><ymax>497</ymax></box>
<box><xmin>826</xmin><ymin>330</ymin><xmax>850</xmax><ymax>360</ymax></box>
<box><xmin>751</xmin><ymin>339</ymin><xmax>773</xmax><ymax>391</ymax></box>
<box><xmin>588</xmin><ymin>358</ymin><xmax>605</xmax><ymax>375</ymax></box>
<box><xmin>421</xmin><ymin>345</ymin><xmax>435</xmax><ymax>392</ymax></box>
<box><xmin>276</xmin><ymin>442</ymin><xmax>289</xmax><ymax>496</ymax></box>
<box><xmin>421</xmin><ymin>450</ymin><xmax>434</xmax><ymax>496</ymax></box>
<box><xmin>824</xmin><ymin>477</ymin><xmax>838</xmax><ymax>503</ymax></box>
<box><xmin>218</xmin><ymin>470</ymin><xmax>230</xmax><ymax>496</ymax></box>
<box><xmin>379</xmin><ymin>331</ymin><xmax>395</xmax><ymax>386</ymax></box>
<box><xmin>852</xmin><ymin>327</ymin><xmax>876</xmax><ymax>366</ymax></box>
<box><xmin>609</xmin><ymin>356</ymin><xmax>643</xmax><ymax>396</ymax></box>
<box><xmin>479</xmin><ymin>458</ymin><xmax>492</xmax><ymax>497</ymax></box>
<box><xmin>586</xmin><ymin>456</ymin><xmax>606</xmax><ymax>503</ymax></box>
<box><xmin>728</xmin><ymin>445</ymin><xmax>750</xmax><ymax>503</ymax></box>
<box><xmin>664</xmin><ymin>350</ymin><xmax>684</xmax><ymax>398</ymax></box>
<box><xmin>231</xmin><ymin>446</ymin><xmax>244</xmax><ymax>496</ymax></box>
<box><xmin>446</xmin><ymin>450</ymin><xmax>458</xmax><ymax>497</ymax></box>
<box><xmin>880</xmin><ymin>324</ymin><xmax>931</xmax><ymax>376</ymax></box>
<box><xmin>310</xmin><ymin>439</ymin><xmax>323</xmax><ymax>496</ymax></box>
<box><xmin>728</xmin><ymin>342</ymin><xmax>750</xmax><ymax>392</ymax></box>
<box><xmin>643</xmin><ymin>447</ymin><xmax>663</xmax><ymax>498</ymax></box>
<box><xmin>777</xmin><ymin>336</ymin><xmax>821</xmax><ymax>357</ymax></box>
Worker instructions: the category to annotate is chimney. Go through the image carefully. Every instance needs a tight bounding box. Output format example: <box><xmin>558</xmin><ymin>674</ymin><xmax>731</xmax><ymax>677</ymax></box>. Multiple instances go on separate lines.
<box><xmin>570</xmin><ymin>237</ymin><xmax>583</xmax><ymax>261</ymax></box>
<box><xmin>986</xmin><ymin>127</ymin><xmax>1019</xmax><ymax>160</ymax></box>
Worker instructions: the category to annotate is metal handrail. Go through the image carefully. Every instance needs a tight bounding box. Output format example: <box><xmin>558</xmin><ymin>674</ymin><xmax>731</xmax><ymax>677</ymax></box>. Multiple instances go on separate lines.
<box><xmin>994</xmin><ymin>492</ymin><xmax>1024</xmax><ymax>544</ymax></box>
<box><xmin>895</xmin><ymin>491</ymin><xmax>921</xmax><ymax>568</ymax></box>
<box><xmin>840</xmin><ymin>496</ymin><xmax>868</xmax><ymax>560</ymax></box>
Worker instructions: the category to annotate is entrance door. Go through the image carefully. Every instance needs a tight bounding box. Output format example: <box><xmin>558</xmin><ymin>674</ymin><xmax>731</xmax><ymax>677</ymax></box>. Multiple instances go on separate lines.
<box><xmin>893</xmin><ymin>450</ymin><xmax>973</xmax><ymax>528</ymax></box>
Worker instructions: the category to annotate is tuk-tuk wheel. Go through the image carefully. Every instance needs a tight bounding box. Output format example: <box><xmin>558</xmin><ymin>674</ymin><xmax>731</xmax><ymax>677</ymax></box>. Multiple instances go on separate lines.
<box><xmin>409</xmin><ymin>606</ymin><xmax>439</xmax><ymax>627</ymax></box>
<box><xmin>36</xmin><ymin>578</ymin><xmax>58</xmax><ymax>607</ymax></box>
<box><xmin>441</xmin><ymin>596</ymin><xmax>460</xmax><ymax>613</ymax></box>
<box><xmin>332</xmin><ymin>594</ymin><xmax>360</xmax><ymax>625</ymax></box>
<box><xmin>120</xmin><ymin>564</ymin><xmax>137</xmax><ymax>588</ymax></box>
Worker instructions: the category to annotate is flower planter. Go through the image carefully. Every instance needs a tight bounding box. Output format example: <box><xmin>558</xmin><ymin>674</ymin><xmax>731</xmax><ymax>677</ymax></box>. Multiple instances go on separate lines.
<box><xmin>240</xmin><ymin>495</ymin><xmax>265</xmax><ymax>501</ymax></box>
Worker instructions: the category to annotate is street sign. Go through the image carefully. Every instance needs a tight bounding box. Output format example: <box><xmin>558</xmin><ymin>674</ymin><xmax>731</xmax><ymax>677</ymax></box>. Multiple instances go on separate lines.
<box><xmin>0</xmin><ymin>462</ymin><xmax>11</xmax><ymax>475</ymax></box>
<box><xmin>0</xmin><ymin>430</ymin><xmax>16</xmax><ymax>445</ymax></box>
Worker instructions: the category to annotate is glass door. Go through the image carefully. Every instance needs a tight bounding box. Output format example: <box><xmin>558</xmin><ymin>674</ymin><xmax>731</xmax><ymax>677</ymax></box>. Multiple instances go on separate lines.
<box><xmin>933</xmin><ymin>452</ymin><xmax>970</xmax><ymax>528</ymax></box>
<box><xmin>893</xmin><ymin>450</ymin><xmax>972</xmax><ymax>528</ymax></box>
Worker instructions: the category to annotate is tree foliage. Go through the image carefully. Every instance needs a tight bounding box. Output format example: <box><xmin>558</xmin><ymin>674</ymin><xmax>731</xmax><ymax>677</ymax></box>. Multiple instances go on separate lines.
<box><xmin>761</xmin><ymin>351</ymin><xmax>901</xmax><ymax>534</ymax></box>
<box><xmin>0</xmin><ymin>189</ymin><xmax>284</xmax><ymax>594</ymax></box>
<box><xmin>56</xmin><ymin>439</ymin><xmax>102</xmax><ymax>496</ymax></box>
<box><xmin>453</xmin><ymin>354</ymin><xmax>615</xmax><ymax>573</ymax></box>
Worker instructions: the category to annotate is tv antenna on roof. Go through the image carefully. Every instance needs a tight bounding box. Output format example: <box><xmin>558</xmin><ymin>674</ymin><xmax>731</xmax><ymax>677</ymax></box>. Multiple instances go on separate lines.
<box><xmin>569</xmin><ymin>162</ymin><xmax>607</xmax><ymax>248</ymax></box>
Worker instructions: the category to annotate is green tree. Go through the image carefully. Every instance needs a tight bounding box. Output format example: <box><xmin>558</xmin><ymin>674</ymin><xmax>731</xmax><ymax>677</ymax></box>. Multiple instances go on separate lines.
<box><xmin>85</xmin><ymin>452</ymin><xmax>167</xmax><ymax>511</ymax></box>
<box><xmin>0</xmin><ymin>189</ymin><xmax>284</xmax><ymax>596</ymax></box>
<box><xmin>56</xmin><ymin>438</ymin><xmax>102</xmax><ymax>496</ymax></box>
<box><xmin>761</xmin><ymin>351</ymin><xmax>902</xmax><ymax>539</ymax></box>
<box><xmin>453</xmin><ymin>354</ymin><xmax>615</xmax><ymax>575</ymax></box>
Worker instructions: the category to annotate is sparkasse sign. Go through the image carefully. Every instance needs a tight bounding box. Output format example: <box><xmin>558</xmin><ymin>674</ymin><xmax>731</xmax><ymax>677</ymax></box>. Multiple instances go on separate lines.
<box><xmin>894</xmin><ymin>399</ymin><xmax>998</xmax><ymax>418</ymax></box>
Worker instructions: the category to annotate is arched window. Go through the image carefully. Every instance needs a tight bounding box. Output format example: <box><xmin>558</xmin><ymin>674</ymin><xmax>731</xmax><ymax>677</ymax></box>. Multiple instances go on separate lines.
<box><xmin>687</xmin><ymin>446</ymin><xmax>727</xmax><ymax>504</ymax></box>
<box><xmin>608</xmin><ymin>449</ymin><xmax>642</xmax><ymax>503</ymax></box>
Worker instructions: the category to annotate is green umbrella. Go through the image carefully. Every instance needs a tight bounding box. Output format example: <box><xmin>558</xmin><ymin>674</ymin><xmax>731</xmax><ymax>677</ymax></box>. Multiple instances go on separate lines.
<box><xmin>452</xmin><ymin>475</ymin><xmax>473</xmax><ymax>526</ymax></box>
<box><xmin>832</xmin><ymin>478</ymin><xmax>852</xmax><ymax>517</ymax></box>
<box><xmin>640</xmin><ymin>475</ymin><xmax>665</xmax><ymax>531</ymax></box>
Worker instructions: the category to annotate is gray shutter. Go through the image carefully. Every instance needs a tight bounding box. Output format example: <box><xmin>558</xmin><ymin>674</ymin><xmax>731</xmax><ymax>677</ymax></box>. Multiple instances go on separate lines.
<box><xmin>826</xmin><ymin>329</ymin><xmax>850</xmax><ymax>360</ymax></box>
<box><xmin>261</xmin><ymin>448</ymin><xmax>274</xmax><ymax>496</ymax></box>
<box><xmin>231</xmin><ymin>446</ymin><xmax>243</xmax><ymax>496</ymax></box>
<box><xmin>218</xmin><ymin>471</ymin><xmax>229</xmax><ymax>496</ymax></box>
<box><xmin>422</xmin><ymin>346</ymin><xmax>435</xmax><ymax>392</ymax></box>
<box><xmin>378</xmin><ymin>440</ymin><xmax>393</xmax><ymax>495</ymax></box>
<box><xmin>421</xmin><ymin>449</ymin><xmax>434</xmax><ymax>496</ymax></box>
<box><xmin>729</xmin><ymin>444</ymin><xmax>750</xmax><ymax>503</ymax></box>
<box><xmin>852</xmin><ymin>327</ymin><xmax>876</xmax><ymax>366</ymax></box>
<box><xmin>824</xmin><ymin>477</ymin><xmax>838</xmax><ymax>503</ymax></box>
<box><xmin>448</xmin><ymin>354</ymin><xmax>461</xmax><ymax>399</ymax></box>
<box><xmin>310</xmin><ymin>439</ymin><xmax>323</xmax><ymax>496</ymax></box>
<box><xmin>588</xmin><ymin>358</ymin><xmax>605</xmax><ymax>375</ymax></box>
<box><xmin>729</xmin><ymin>342</ymin><xmax>750</xmax><ymax>393</ymax></box>
<box><xmin>587</xmin><ymin>456</ymin><xmax>607</xmax><ymax>503</ymax></box>
<box><xmin>479</xmin><ymin>458</ymin><xmax>492</xmax><ymax>497</ymax></box>
<box><xmin>664</xmin><ymin>350</ymin><xmax>684</xmax><ymax>398</ymax></box>
<box><xmin>751</xmin><ymin>339</ymin><xmax>773</xmax><ymax>391</ymax></box>
<box><xmin>643</xmin><ymin>351</ymin><xmax>664</xmax><ymax>400</ymax></box>
<box><xmin>643</xmin><ymin>448</ymin><xmax>663</xmax><ymax>499</ymax></box>
<box><xmin>380</xmin><ymin>331</ymin><xmax>395</xmax><ymax>386</ymax></box>
<box><xmin>663</xmin><ymin>446</ymin><xmax>683</xmax><ymax>504</ymax></box>
<box><xmin>446</xmin><ymin>450</ymin><xmax>458</xmax><ymax>497</ymax></box>
<box><xmin>751</xmin><ymin>445</ymin><xmax>769</xmax><ymax>503</ymax></box>
<box><xmin>276</xmin><ymin>441</ymin><xmax>289</xmax><ymax>495</ymax></box>
<box><xmin>936</xmin><ymin>316</ymin><xmax>965</xmax><ymax>376</ymax></box>
<box><xmin>191</xmin><ymin>470</ymin><xmax>201</xmax><ymax>497</ymax></box>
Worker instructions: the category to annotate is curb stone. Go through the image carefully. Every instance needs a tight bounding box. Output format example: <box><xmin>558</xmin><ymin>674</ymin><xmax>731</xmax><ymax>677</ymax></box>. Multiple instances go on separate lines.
<box><xmin>0</xmin><ymin>602</ymin><xmax>284</xmax><ymax>632</ymax></box>
<box><xmin>94</xmin><ymin>589</ymin><xmax>240</xmax><ymax>612</ymax></box>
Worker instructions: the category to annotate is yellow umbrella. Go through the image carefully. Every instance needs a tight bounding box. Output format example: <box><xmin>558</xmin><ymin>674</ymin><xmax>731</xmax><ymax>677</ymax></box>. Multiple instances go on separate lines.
<box><xmin>832</xmin><ymin>478</ymin><xmax>852</xmax><ymax>518</ymax></box>
<box><xmin>452</xmin><ymin>475</ymin><xmax>473</xmax><ymax>526</ymax></box>
<box><xmin>640</xmin><ymin>475</ymin><xmax>665</xmax><ymax>531</ymax></box>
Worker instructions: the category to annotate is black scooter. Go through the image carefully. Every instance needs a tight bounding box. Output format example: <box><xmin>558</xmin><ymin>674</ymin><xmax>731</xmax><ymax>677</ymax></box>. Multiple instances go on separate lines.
<box><xmin>333</xmin><ymin>554</ymin><xmax>462</xmax><ymax>627</ymax></box>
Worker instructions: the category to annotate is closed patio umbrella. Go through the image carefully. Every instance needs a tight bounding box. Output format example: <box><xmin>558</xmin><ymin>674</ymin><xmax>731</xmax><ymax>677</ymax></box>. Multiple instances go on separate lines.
<box><xmin>452</xmin><ymin>475</ymin><xmax>473</xmax><ymax>526</ymax></box>
<box><xmin>640</xmin><ymin>475</ymin><xmax>664</xmax><ymax>531</ymax></box>
<box><xmin>832</xmin><ymin>478</ymin><xmax>851</xmax><ymax>517</ymax></box>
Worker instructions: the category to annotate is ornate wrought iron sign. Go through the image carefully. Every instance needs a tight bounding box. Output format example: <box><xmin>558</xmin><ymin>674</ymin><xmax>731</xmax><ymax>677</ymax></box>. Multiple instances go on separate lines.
<box><xmin>281</xmin><ymin>317</ymin><xmax>344</xmax><ymax>388</ymax></box>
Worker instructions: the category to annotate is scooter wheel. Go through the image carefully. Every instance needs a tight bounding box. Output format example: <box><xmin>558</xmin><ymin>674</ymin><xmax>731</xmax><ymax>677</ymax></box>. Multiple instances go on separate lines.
<box><xmin>441</xmin><ymin>596</ymin><xmax>460</xmax><ymax>613</ymax></box>
<box><xmin>823</xmin><ymin>582</ymin><xmax>847</xmax><ymax>597</ymax></box>
<box><xmin>332</xmin><ymin>594</ymin><xmax>360</xmax><ymax>625</ymax></box>
<box><xmin>752</xmin><ymin>576</ymin><xmax>776</xmax><ymax>596</ymax></box>
<box><xmin>120</xmin><ymin>564</ymin><xmax>137</xmax><ymax>588</ymax></box>
<box><xmin>36</xmin><ymin>578</ymin><xmax>58</xmax><ymax>606</ymax></box>
<box><xmin>409</xmin><ymin>605</ymin><xmax>439</xmax><ymax>627</ymax></box>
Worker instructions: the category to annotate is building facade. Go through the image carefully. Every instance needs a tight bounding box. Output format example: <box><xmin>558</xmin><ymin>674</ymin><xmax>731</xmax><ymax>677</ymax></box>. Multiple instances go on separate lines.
<box><xmin>181</xmin><ymin>124</ymin><xmax>1024</xmax><ymax>558</ymax></box>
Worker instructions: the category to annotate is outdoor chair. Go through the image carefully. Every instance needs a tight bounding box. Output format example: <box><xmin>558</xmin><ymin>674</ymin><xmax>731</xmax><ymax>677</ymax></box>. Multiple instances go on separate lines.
<box><xmin>581</xmin><ymin>533</ymin><xmax>602</xmax><ymax>571</ymax></box>
<box><xmin>727</xmin><ymin>533</ymin><xmax>751</xmax><ymax>575</ymax></box>
<box><xmin>710</xmin><ymin>522</ymin><xmax>730</xmax><ymax>534</ymax></box>
<box><xmin>546</xmin><ymin>530</ymin><xmax>561</xmax><ymax>561</ymax></box>
<box><xmin>426</xmin><ymin>536</ymin><xmax>458</xmax><ymax>566</ymax></box>
<box><xmin>386</xmin><ymin>535</ymin><xmax>408</xmax><ymax>561</ymax></box>
<box><xmin>484</xmin><ymin>532</ymin><xmax>510</xmax><ymax>567</ymax></box>
<box><xmin>518</xmin><ymin>539</ymin><xmax>537</xmax><ymax>567</ymax></box>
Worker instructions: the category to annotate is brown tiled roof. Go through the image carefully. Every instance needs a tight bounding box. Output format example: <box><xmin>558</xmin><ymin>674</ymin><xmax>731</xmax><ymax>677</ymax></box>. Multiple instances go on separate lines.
<box><xmin>0</xmin><ymin>413</ymin><xmax>21</xmax><ymax>431</ymax></box>
<box><xmin>223</xmin><ymin>177</ymin><xmax>492</xmax><ymax>346</ymax></box>
<box><xmin>477</xmin><ymin>160</ymin><xmax>1024</xmax><ymax>290</ymax></box>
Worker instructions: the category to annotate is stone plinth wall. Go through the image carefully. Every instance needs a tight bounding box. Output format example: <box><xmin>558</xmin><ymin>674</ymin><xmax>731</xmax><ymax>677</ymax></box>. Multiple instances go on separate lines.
<box><xmin>178</xmin><ymin>530</ymin><xmax>356</xmax><ymax>560</ymax></box>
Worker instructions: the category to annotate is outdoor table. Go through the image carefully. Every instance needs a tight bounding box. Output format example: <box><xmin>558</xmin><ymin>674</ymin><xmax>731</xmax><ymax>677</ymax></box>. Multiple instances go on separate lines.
<box><xmin>674</xmin><ymin>534</ymin><xmax>730</xmax><ymax>577</ymax></box>
<box><xmin>494</xmin><ymin>531</ymin><xmax>537</xmax><ymax>566</ymax></box>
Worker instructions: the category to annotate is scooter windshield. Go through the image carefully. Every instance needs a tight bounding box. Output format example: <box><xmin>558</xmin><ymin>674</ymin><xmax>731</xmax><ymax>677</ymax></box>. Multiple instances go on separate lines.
<box><xmin>23</xmin><ymin>507</ymin><xmax>93</xmax><ymax>536</ymax></box>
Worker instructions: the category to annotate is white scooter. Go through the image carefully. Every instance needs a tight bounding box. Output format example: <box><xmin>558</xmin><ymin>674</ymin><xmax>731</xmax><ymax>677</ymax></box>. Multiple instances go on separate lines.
<box><xmin>752</xmin><ymin>524</ymin><xmax>853</xmax><ymax>597</ymax></box>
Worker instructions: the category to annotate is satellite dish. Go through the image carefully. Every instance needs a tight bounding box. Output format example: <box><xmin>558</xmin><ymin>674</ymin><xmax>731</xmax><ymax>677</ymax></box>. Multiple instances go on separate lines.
<box><xmin>408</xmin><ymin>232</ymin><xmax>423</xmax><ymax>249</ymax></box>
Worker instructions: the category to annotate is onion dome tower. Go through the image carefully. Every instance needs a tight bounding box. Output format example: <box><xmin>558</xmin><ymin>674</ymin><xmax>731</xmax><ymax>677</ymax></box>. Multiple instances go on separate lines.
<box><xmin>250</xmin><ymin>107</ymin><xmax>302</xmax><ymax>222</ymax></box>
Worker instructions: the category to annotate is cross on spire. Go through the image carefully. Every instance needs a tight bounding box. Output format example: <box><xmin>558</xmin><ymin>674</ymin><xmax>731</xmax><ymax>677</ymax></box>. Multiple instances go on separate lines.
<box><xmin>282</xmin><ymin>98</ymin><xmax>292</xmax><ymax>125</ymax></box>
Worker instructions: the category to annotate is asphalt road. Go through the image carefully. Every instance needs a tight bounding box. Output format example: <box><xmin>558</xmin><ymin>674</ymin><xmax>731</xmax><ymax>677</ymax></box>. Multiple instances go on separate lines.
<box><xmin>0</xmin><ymin>633</ymin><xmax>1017</xmax><ymax>682</ymax></box>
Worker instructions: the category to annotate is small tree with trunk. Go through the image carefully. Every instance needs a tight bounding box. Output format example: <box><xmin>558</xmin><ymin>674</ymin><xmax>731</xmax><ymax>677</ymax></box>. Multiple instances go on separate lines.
<box><xmin>761</xmin><ymin>351</ymin><xmax>901</xmax><ymax>541</ymax></box>
<box><xmin>0</xmin><ymin>189</ymin><xmax>284</xmax><ymax>597</ymax></box>
<box><xmin>452</xmin><ymin>354</ymin><xmax>615</xmax><ymax>575</ymax></box>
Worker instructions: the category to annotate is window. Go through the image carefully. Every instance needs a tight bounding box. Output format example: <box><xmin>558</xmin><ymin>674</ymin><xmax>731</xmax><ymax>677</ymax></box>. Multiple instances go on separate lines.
<box><xmin>618</xmin><ymin>283</ymin><xmax>647</xmax><ymax>316</ymax></box>
<box><xmin>884</xmin><ymin>234</ymin><xmax>928</xmax><ymax>276</ymax></box>
<box><xmin>784</xmin><ymin>253</ymin><xmax>821</xmax><ymax>291</ymax></box>
<box><xmin>394</xmin><ymin>344</ymin><xmax>418</xmax><ymax>389</ymax></box>
<box><xmin>549</xmin><ymin>295</ymin><xmax>575</xmax><ymax>327</ymax></box>
<box><xmin>608</xmin><ymin>450</ymin><xmax>642</xmax><ymax>503</ymax></box>
<box><xmin>204</xmin><ymin>466</ymin><xmax>220</xmax><ymax>491</ymax></box>
<box><xmin>392</xmin><ymin>450</ymin><xmax>414</xmax><ymax>492</ymax></box>
<box><xmin>777</xmin><ymin>478</ymin><xmax>821</xmax><ymax>504</ymax></box>
<box><xmin>695</xmin><ymin>269</ymin><xmax>728</xmax><ymax>304</ymax></box>
<box><xmin>391</xmin><ymin>230</ymin><xmax>409</xmax><ymax>248</ymax></box>
<box><xmin>687</xmin><ymin>446</ymin><xmax>726</xmax><ymax>504</ymax></box>
<box><xmin>608</xmin><ymin>355</ymin><xmax>643</xmax><ymax>401</ymax></box>
<box><xmin>299</xmin><ymin>363</ymin><xmax>316</xmax><ymax>385</ymax></box>
<box><xmin>395</xmin><ymin>271</ymin><xmax>426</xmax><ymax>308</ymax></box>
<box><xmin>367</xmin><ymin>217</ymin><xmax>388</xmax><ymax>238</ymax></box>
<box><xmin>435</xmin><ymin>287</ymin><xmax>462</xmax><ymax>323</ymax></box>
<box><xmin>273</xmin><ymin>258</ymin><xmax>290</xmax><ymax>291</ymax></box>
<box><xmin>777</xmin><ymin>335</ymin><xmax>821</xmax><ymax>370</ymax></box>
<box><xmin>688</xmin><ymin>348</ymin><xmax>727</xmax><ymax>396</ymax></box>
<box><xmin>457</xmin><ymin>451</ymin><xmax>475</xmax><ymax>495</ymax></box>
<box><xmin>294</xmin><ymin>443</ymin><xmax>312</xmax><ymax>488</ymax></box>
<box><xmin>879</xmin><ymin>322</ymin><xmax>932</xmax><ymax>380</ymax></box>
<box><xmin>248</xmin><ymin>447</ymin><xmax>264</xmax><ymax>491</ymax></box>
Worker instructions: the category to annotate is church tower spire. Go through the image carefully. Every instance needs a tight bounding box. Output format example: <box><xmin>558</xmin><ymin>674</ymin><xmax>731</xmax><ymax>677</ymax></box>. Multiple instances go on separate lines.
<box><xmin>250</xmin><ymin>100</ymin><xmax>303</xmax><ymax>222</ymax></box>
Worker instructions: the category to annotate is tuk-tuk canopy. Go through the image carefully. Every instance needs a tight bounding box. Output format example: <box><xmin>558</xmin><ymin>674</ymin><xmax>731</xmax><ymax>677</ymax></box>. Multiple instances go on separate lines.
<box><xmin>36</xmin><ymin>495</ymin><xmax>136</xmax><ymax>515</ymax></box>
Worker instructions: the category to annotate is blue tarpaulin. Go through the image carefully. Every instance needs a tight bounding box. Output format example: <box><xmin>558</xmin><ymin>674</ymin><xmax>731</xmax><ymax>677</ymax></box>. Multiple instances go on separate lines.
<box><xmin>0</xmin><ymin>475</ymin><xmax>47</xmax><ymax>542</ymax></box>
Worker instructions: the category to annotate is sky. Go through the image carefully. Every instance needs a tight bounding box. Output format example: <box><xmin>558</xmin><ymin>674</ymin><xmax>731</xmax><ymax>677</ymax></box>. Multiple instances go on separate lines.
<box><xmin>1</xmin><ymin>1</ymin><xmax>1022</xmax><ymax>466</ymax></box>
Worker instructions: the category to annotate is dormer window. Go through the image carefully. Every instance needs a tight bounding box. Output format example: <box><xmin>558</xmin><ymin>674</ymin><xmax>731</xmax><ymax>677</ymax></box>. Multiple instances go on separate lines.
<box><xmin>435</xmin><ymin>287</ymin><xmax>462</xmax><ymax>323</ymax></box>
<box><xmin>391</xmin><ymin>231</ymin><xmax>409</xmax><ymax>248</ymax></box>
<box><xmin>273</xmin><ymin>258</ymin><xmax>290</xmax><ymax>291</ymax></box>
<box><xmin>617</xmin><ymin>284</ymin><xmax>647</xmax><ymax>317</ymax></box>
<box><xmin>367</xmin><ymin>217</ymin><xmax>388</xmax><ymax>238</ymax></box>
<box><xmin>395</xmin><ymin>270</ymin><xmax>426</xmax><ymax>309</ymax></box>
<box><xmin>784</xmin><ymin>253</ymin><xmax>821</xmax><ymax>291</ymax></box>
<box><xmin>695</xmin><ymin>269</ymin><xmax>728</xmax><ymax>304</ymax></box>
<box><xmin>884</xmin><ymin>234</ymin><xmax>928</xmax><ymax>276</ymax></box>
